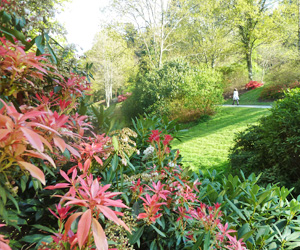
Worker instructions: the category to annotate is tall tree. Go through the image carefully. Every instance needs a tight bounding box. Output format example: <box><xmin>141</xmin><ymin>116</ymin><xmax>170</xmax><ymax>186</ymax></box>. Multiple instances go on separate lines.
<box><xmin>234</xmin><ymin>0</ymin><xmax>280</xmax><ymax>80</ymax></box>
<box><xmin>181</xmin><ymin>0</ymin><xmax>233</xmax><ymax>68</ymax></box>
<box><xmin>110</xmin><ymin>0</ymin><xmax>189</xmax><ymax>68</ymax></box>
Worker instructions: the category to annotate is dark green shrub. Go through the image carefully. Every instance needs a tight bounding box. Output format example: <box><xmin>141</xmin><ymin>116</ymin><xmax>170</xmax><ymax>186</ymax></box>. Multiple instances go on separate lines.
<box><xmin>122</xmin><ymin>60</ymin><xmax>223</xmax><ymax>122</ymax></box>
<box><xmin>198</xmin><ymin>170</ymin><xmax>300</xmax><ymax>249</ymax></box>
<box><xmin>229</xmin><ymin>88</ymin><xmax>300</xmax><ymax>192</ymax></box>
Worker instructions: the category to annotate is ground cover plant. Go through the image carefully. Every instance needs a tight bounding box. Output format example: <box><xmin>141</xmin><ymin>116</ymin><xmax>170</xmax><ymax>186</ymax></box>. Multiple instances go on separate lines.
<box><xmin>171</xmin><ymin>107</ymin><xmax>270</xmax><ymax>173</ymax></box>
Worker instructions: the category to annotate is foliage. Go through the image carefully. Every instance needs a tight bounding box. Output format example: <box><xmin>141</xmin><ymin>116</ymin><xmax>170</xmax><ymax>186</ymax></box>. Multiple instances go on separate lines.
<box><xmin>198</xmin><ymin>170</ymin><xmax>300</xmax><ymax>249</ymax></box>
<box><xmin>220</xmin><ymin>63</ymin><xmax>249</xmax><ymax>97</ymax></box>
<box><xmin>123</xmin><ymin>60</ymin><xmax>223</xmax><ymax>122</ymax></box>
<box><xmin>229</xmin><ymin>88</ymin><xmax>300</xmax><ymax>193</ymax></box>
<box><xmin>260</xmin><ymin>81</ymin><xmax>300</xmax><ymax>100</ymax></box>
<box><xmin>245</xmin><ymin>81</ymin><xmax>263</xmax><ymax>90</ymax></box>
<box><xmin>123</xmin><ymin>130</ymin><xmax>247</xmax><ymax>250</ymax></box>
<box><xmin>0</xmin><ymin>34</ymin><xmax>131</xmax><ymax>250</ymax></box>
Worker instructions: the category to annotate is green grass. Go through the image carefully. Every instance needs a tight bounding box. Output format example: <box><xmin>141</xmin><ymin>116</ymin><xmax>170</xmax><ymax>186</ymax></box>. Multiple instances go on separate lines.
<box><xmin>224</xmin><ymin>87</ymin><xmax>273</xmax><ymax>105</ymax></box>
<box><xmin>172</xmin><ymin>107</ymin><xmax>270</xmax><ymax>174</ymax></box>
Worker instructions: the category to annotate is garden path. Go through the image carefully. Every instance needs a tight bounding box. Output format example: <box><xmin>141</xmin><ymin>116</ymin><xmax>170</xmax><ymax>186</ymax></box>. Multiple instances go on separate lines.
<box><xmin>222</xmin><ymin>104</ymin><xmax>272</xmax><ymax>108</ymax></box>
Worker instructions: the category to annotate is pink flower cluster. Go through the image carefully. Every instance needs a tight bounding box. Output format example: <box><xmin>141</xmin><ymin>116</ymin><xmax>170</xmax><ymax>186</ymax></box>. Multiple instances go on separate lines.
<box><xmin>117</xmin><ymin>92</ymin><xmax>132</xmax><ymax>103</ymax></box>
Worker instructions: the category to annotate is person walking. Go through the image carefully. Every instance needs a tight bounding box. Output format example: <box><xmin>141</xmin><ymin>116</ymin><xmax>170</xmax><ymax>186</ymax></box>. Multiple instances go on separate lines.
<box><xmin>232</xmin><ymin>88</ymin><xmax>239</xmax><ymax>105</ymax></box>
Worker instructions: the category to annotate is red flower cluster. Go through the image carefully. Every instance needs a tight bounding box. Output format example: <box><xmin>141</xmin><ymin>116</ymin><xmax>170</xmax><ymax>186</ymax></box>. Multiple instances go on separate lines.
<box><xmin>245</xmin><ymin>81</ymin><xmax>263</xmax><ymax>90</ymax></box>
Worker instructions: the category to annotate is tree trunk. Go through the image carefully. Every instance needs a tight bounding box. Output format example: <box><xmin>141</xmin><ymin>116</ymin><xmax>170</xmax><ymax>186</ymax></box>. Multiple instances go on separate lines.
<box><xmin>246</xmin><ymin>50</ymin><xmax>253</xmax><ymax>81</ymax></box>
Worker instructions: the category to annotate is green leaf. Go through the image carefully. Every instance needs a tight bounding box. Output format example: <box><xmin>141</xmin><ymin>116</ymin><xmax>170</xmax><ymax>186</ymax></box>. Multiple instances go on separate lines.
<box><xmin>225</xmin><ymin>197</ymin><xmax>246</xmax><ymax>221</ymax></box>
<box><xmin>35</xmin><ymin>35</ymin><xmax>45</xmax><ymax>54</ymax></box>
<box><xmin>150</xmin><ymin>224</ymin><xmax>166</xmax><ymax>237</ymax></box>
<box><xmin>112</xmin><ymin>136</ymin><xmax>119</xmax><ymax>151</ymax></box>
<box><xmin>6</xmin><ymin>192</ymin><xmax>19</xmax><ymax>212</ymax></box>
<box><xmin>192</xmin><ymin>232</ymin><xmax>205</xmax><ymax>250</ymax></box>
<box><xmin>2</xmin><ymin>11</ymin><xmax>12</xmax><ymax>22</ymax></box>
<box><xmin>32</xmin><ymin>224</ymin><xmax>56</xmax><ymax>234</ymax></box>
<box><xmin>203</xmin><ymin>232</ymin><xmax>211</xmax><ymax>250</ymax></box>
<box><xmin>129</xmin><ymin>226</ymin><xmax>144</xmax><ymax>245</ymax></box>
<box><xmin>0</xmin><ymin>186</ymin><xmax>7</xmax><ymax>204</ymax></box>
<box><xmin>63</xmin><ymin>148</ymin><xmax>71</xmax><ymax>161</ymax></box>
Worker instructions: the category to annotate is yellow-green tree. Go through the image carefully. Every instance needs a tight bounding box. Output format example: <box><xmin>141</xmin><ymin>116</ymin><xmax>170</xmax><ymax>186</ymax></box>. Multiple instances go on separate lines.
<box><xmin>86</xmin><ymin>29</ymin><xmax>136</xmax><ymax>107</ymax></box>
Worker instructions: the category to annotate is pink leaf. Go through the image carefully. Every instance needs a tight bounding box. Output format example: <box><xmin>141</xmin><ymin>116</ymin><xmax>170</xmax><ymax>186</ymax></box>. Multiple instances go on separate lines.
<box><xmin>94</xmin><ymin>155</ymin><xmax>103</xmax><ymax>165</ymax></box>
<box><xmin>83</xmin><ymin>158</ymin><xmax>91</xmax><ymax>172</ymax></box>
<box><xmin>65</xmin><ymin>144</ymin><xmax>81</xmax><ymax>158</ymax></box>
<box><xmin>53</xmin><ymin>136</ymin><xmax>66</xmax><ymax>153</ymax></box>
<box><xmin>38</xmin><ymin>134</ymin><xmax>53</xmax><ymax>152</ymax></box>
<box><xmin>77</xmin><ymin>209</ymin><xmax>92</xmax><ymax>248</ymax></box>
<box><xmin>20</xmin><ymin>127</ymin><xmax>44</xmax><ymax>152</ymax></box>
<box><xmin>26</xmin><ymin>122</ymin><xmax>60</xmax><ymax>135</ymax></box>
<box><xmin>45</xmin><ymin>183</ymin><xmax>70</xmax><ymax>190</ymax></box>
<box><xmin>92</xmin><ymin>218</ymin><xmax>108</xmax><ymax>250</ymax></box>
<box><xmin>97</xmin><ymin>205</ymin><xmax>120</xmax><ymax>225</ymax></box>
<box><xmin>19</xmin><ymin>110</ymin><xmax>47</xmax><ymax>122</ymax></box>
<box><xmin>24</xmin><ymin>150</ymin><xmax>56</xmax><ymax>168</ymax></box>
<box><xmin>0</xmin><ymin>129</ymin><xmax>10</xmax><ymax>140</ymax></box>
<box><xmin>60</xmin><ymin>170</ymin><xmax>70</xmax><ymax>183</ymax></box>
<box><xmin>0</xmin><ymin>241</ymin><xmax>12</xmax><ymax>250</ymax></box>
<box><xmin>17</xmin><ymin>161</ymin><xmax>45</xmax><ymax>185</ymax></box>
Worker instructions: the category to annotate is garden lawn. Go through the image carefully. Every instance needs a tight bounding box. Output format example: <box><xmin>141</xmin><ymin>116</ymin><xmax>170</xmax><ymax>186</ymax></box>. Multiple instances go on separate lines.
<box><xmin>224</xmin><ymin>87</ymin><xmax>273</xmax><ymax>105</ymax></box>
<box><xmin>172</xmin><ymin>107</ymin><xmax>270</xmax><ymax>174</ymax></box>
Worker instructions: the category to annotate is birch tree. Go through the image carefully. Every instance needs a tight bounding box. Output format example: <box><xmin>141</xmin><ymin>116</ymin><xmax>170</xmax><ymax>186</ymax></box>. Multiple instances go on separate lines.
<box><xmin>86</xmin><ymin>29</ymin><xmax>136</xmax><ymax>107</ymax></box>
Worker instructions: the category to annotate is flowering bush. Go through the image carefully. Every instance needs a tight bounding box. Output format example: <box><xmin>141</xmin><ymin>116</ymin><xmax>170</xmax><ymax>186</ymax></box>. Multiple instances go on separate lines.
<box><xmin>245</xmin><ymin>81</ymin><xmax>263</xmax><ymax>90</ymax></box>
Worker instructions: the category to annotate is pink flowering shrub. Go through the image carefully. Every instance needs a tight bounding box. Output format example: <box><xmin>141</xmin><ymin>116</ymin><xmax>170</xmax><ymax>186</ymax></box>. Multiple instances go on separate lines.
<box><xmin>117</xmin><ymin>92</ymin><xmax>132</xmax><ymax>103</ymax></box>
<box><xmin>127</xmin><ymin>130</ymin><xmax>247</xmax><ymax>249</ymax></box>
<box><xmin>245</xmin><ymin>81</ymin><xmax>263</xmax><ymax>90</ymax></box>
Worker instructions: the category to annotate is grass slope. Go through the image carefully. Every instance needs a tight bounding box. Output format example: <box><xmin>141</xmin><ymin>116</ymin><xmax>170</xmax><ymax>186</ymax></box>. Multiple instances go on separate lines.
<box><xmin>224</xmin><ymin>87</ymin><xmax>273</xmax><ymax>105</ymax></box>
<box><xmin>172</xmin><ymin>107</ymin><xmax>270</xmax><ymax>173</ymax></box>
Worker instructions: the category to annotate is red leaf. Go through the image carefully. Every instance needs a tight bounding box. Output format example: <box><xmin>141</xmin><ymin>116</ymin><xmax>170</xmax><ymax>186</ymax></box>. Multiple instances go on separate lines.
<box><xmin>20</xmin><ymin>127</ymin><xmax>43</xmax><ymax>152</ymax></box>
<box><xmin>63</xmin><ymin>212</ymin><xmax>82</xmax><ymax>241</ymax></box>
<box><xmin>77</xmin><ymin>209</ymin><xmax>92</xmax><ymax>248</ymax></box>
<box><xmin>17</xmin><ymin>161</ymin><xmax>45</xmax><ymax>185</ymax></box>
<box><xmin>53</xmin><ymin>136</ymin><xmax>66</xmax><ymax>153</ymax></box>
<box><xmin>92</xmin><ymin>218</ymin><xmax>108</xmax><ymax>250</ymax></box>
